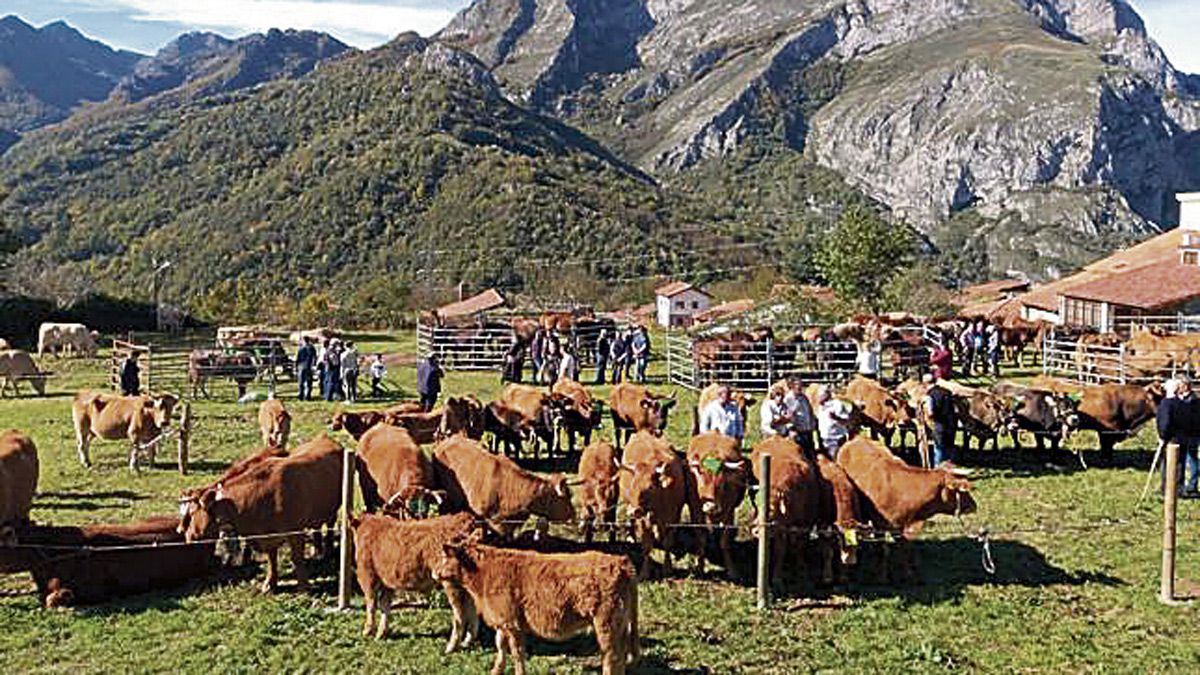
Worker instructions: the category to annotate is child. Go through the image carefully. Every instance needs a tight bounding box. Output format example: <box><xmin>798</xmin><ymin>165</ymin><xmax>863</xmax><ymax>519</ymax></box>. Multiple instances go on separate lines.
<box><xmin>369</xmin><ymin>353</ymin><xmax>387</xmax><ymax>398</ymax></box>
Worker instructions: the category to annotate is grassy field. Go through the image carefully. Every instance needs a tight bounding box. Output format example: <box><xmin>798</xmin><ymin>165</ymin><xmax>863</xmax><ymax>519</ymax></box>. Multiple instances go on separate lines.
<box><xmin>2</xmin><ymin>331</ymin><xmax>1199</xmax><ymax>673</ymax></box>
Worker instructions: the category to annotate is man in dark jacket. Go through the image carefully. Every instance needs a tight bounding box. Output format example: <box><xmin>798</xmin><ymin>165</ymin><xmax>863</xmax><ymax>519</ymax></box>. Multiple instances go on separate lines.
<box><xmin>416</xmin><ymin>354</ymin><xmax>443</xmax><ymax>411</ymax></box>
<box><xmin>295</xmin><ymin>337</ymin><xmax>317</xmax><ymax>400</ymax></box>
<box><xmin>1158</xmin><ymin>377</ymin><xmax>1200</xmax><ymax>495</ymax></box>
<box><xmin>593</xmin><ymin>329</ymin><xmax>611</xmax><ymax>385</ymax></box>
<box><xmin>923</xmin><ymin>374</ymin><xmax>958</xmax><ymax>467</ymax></box>
<box><xmin>119</xmin><ymin>352</ymin><xmax>140</xmax><ymax>396</ymax></box>
<box><xmin>609</xmin><ymin>330</ymin><xmax>628</xmax><ymax>384</ymax></box>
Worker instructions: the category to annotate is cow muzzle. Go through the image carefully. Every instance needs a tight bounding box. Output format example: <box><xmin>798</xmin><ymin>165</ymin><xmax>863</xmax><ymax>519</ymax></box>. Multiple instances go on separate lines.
<box><xmin>701</xmin><ymin>501</ymin><xmax>719</xmax><ymax>516</ymax></box>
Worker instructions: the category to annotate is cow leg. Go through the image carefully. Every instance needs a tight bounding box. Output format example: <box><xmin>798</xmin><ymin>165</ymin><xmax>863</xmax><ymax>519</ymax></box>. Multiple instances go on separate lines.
<box><xmin>771</xmin><ymin>530</ymin><xmax>788</xmax><ymax>589</ymax></box>
<box><xmin>594</xmin><ymin>610</ymin><xmax>624</xmax><ymax>675</ymax></box>
<box><xmin>375</xmin><ymin>588</ymin><xmax>393</xmax><ymax>639</ymax></box>
<box><xmin>820</xmin><ymin>539</ymin><xmax>835</xmax><ymax>587</ymax></box>
<box><xmin>262</xmin><ymin>546</ymin><xmax>281</xmax><ymax>593</ymax></box>
<box><xmin>129</xmin><ymin>441</ymin><xmax>141</xmax><ymax>471</ymax></box>
<box><xmin>444</xmin><ymin>583</ymin><xmax>476</xmax><ymax>653</ymax></box>
<box><xmin>290</xmin><ymin>535</ymin><xmax>310</xmax><ymax>588</ymax></box>
<box><xmin>490</xmin><ymin>630</ymin><xmax>509</xmax><ymax>675</ymax></box>
<box><xmin>660</xmin><ymin>524</ymin><xmax>674</xmax><ymax>578</ymax></box>
<box><xmin>692</xmin><ymin>528</ymin><xmax>707</xmax><ymax>576</ymax></box>
<box><xmin>76</xmin><ymin>432</ymin><xmax>92</xmax><ymax>468</ymax></box>
<box><xmin>360</xmin><ymin>574</ymin><xmax>378</xmax><ymax>637</ymax></box>
<box><xmin>506</xmin><ymin>630</ymin><xmax>527</xmax><ymax>675</ymax></box>
<box><xmin>582</xmin><ymin>509</ymin><xmax>596</xmax><ymax>544</ymax></box>
<box><xmin>720</xmin><ymin>525</ymin><xmax>738</xmax><ymax>580</ymax></box>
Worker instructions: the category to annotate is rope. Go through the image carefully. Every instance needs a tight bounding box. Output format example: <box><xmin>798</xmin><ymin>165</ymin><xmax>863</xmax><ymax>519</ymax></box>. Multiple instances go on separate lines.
<box><xmin>0</xmin><ymin>527</ymin><xmax>331</xmax><ymax>554</ymax></box>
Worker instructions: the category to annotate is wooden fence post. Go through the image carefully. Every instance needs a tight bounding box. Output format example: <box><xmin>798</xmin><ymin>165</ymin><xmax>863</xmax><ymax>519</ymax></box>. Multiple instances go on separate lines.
<box><xmin>757</xmin><ymin>453</ymin><xmax>771</xmax><ymax>611</ymax></box>
<box><xmin>177</xmin><ymin>402</ymin><xmax>191</xmax><ymax>474</ymax></box>
<box><xmin>1161</xmin><ymin>441</ymin><xmax>1179</xmax><ymax>604</ymax></box>
<box><xmin>338</xmin><ymin>447</ymin><xmax>356</xmax><ymax>610</ymax></box>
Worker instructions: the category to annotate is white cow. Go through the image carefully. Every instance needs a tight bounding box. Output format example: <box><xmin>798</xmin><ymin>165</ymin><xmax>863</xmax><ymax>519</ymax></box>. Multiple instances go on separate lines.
<box><xmin>0</xmin><ymin>351</ymin><xmax>46</xmax><ymax>397</ymax></box>
<box><xmin>37</xmin><ymin>323</ymin><xmax>98</xmax><ymax>358</ymax></box>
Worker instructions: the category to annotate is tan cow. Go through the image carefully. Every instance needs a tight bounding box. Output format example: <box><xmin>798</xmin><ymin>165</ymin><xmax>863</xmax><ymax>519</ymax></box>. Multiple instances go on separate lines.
<box><xmin>356</xmin><ymin>424</ymin><xmax>440</xmax><ymax>516</ymax></box>
<box><xmin>842</xmin><ymin>375</ymin><xmax>915</xmax><ymax>447</ymax></box>
<box><xmin>258</xmin><ymin>399</ymin><xmax>292</xmax><ymax>450</ymax></box>
<box><xmin>577</xmin><ymin>440</ymin><xmax>621</xmax><ymax>543</ymax></box>
<box><xmin>179</xmin><ymin>434</ymin><xmax>343</xmax><ymax>592</ymax></box>
<box><xmin>386</xmin><ymin>407</ymin><xmax>445</xmax><ymax>445</ymax></box>
<box><xmin>0</xmin><ymin>350</ymin><xmax>47</xmax><ymax>397</ymax></box>
<box><xmin>618</xmin><ymin>431</ymin><xmax>687</xmax><ymax>579</ymax></box>
<box><xmin>685</xmin><ymin>431</ymin><xmax>747</xmax><ymax>578</ymax></box>
<box><xmin>432</xmin><ymin>542</ymin><xmax>640</xmax><ymax>675</ymax></box>
<box><xmin>72</xmin><ymin>391</ymin><xmax>178</xmax><ymax>469</ymax></box>
<box><xmin>352</xmin><ymin>512</ymin><xmax>479</xmax><ymax>650</ymax></box>
<box><xmin>748</xmin><ymin>437</ymin><xmax>820</xmax><ymax>585</ymax></box>
<box><xmin>609</xmin><ymin>383</ymin><xmax>677</xmax><ymax>449</ymax></box>
<box><xmin>0</xmin><ymin>430</ymin><xmax>38</xmax><ymax>537</ymax></box>
<box><xmin>551</xmin><ymin>378</ymin><xmax>601</xmax><ymax>452</ymax></box>
<box><xmin>38</xmin><ymin>322</ymin><xmax>98</xmax><ymax>358</ymax></box>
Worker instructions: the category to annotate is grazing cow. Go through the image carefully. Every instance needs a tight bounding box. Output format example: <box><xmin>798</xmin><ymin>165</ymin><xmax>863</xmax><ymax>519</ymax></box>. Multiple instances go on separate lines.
<box><xmin>432</xmin><ymin>436</ymin><xmax>575</xmax><ymax>536</ymax></box>
<box><xmin>578</xmin><ymin>440</ymin><xmax>621</xmax><ymax>543</ymax></box>
<box><xmin>843</xmin><ymin>375</ymin><xmax>915</xmax><ymax>447</ymax></box>
<box><xmin>685</xmin><ymin>431</ymin><xmax>747</xmax><ymax>578</ymax></box>
<box><xmin>432</xmin><ymin>542</ymin><xmax>640</xmax><ymax>675</ymax></box>
<box><xmin>495</xmin><ymin>384</ymin><xmax>559</xmax><ymax>457</ymax></box>
<box><xmin>37</xmin><ymin>322</ymin><xmax>98</xmax><ymax>358</ymax></box>
<box><xmin>258</xmin><ymin>399</ymin><xmax>292</xmax><ymax>450</ymax></box>
<box><xmin>188</xmin><ymin>349</ymin><xmax>257</xmax><ymax>398</ymax></box>
<box><xmin>551</xmin><ymin>378</ymin><xmax>602</xmax><ymax>453</ymax></box>
<box><xmin>609</xmin><ymin>383</ymin><xmax>677</xmax><ymax>449</ymax></box>
<box><xmin>991</xmin><ymin>383</ymin><xmax>1080</xmax><ymax>453</ymax></box>
<box><xmin>617</xmin><ymin>431</ymin><xmax>687</xmax><ymax>579</ymax></box>
<box><xmin>351</xmin><ymin>512</ymin><xmax>479</xmax><ymax>650</ymax></box>
<box><xmin>1074</xmin><ymin>383</ymin><xmax>1163</xmax><ymax>460</ymax></box>
<box><xmin>386</xmin><ymin>407</ymin><xmax>445</xmax><ymax>445</ymax></box>
<box><xmin>441</xmin><ymin>395</ymin><xmax>486</xmax><ymax>440</ymax></box>
<box><xmin>0</xmin><ymin>350</ymin><xmax>47</xmax><ymax>397</ymax></box>
<box><xmin>748</xmin><ymin>437</ymin><xmax>820</xmax><ymax>585</ymax></box>
<box><xmin>954</xmin><ymin>389</ymin><xmax>1019</xmax><ymax>452</ymax></box>
<box><xmin>179</xmin><ymin>434</ymin><xmax>343</xmax><ymax>592</ymax></box>
<box><xmin>836</xmin><ymin>437</ymin><xmax>976</xmax><ymax>580</ymax></box>
<box><xmin>72</xmin><ymin>390</ymin><xmax>178</xmax><ymax>469</ymax></box>
<box><xmin>357</xmin><ymin>424</ymin><xmax>441</xmax><ymax>516</ymax></box>
<box><xmin>0</xmin><ymin>516</ymin><xmax>216</xmax><ymax>608</ymax></box>
<box><xmin>0</xmin><ymin>430</ymin><xmax>38</xmax><ymax>534</ymax></box>
<box><xmin>815</xmin><ymin>455</ymin><xmax>862</xmax><ymax>584</ymax></box>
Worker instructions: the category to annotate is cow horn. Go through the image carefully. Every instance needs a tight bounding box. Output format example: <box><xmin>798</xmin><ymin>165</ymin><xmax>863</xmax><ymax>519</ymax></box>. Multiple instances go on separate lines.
<box><xmin>946</xmin><ymin>467</ymin><xmax>973</xmax><ymax>477</ymax></box>
<box><xmin>654</xmin><ymin>464</ymin><xmax>666</xmax><ymax>475</ymax></box>
<box><xmin>724</xmin><ymin>461</ymin><xmax>744</xmax><ymax>470</ymax></box>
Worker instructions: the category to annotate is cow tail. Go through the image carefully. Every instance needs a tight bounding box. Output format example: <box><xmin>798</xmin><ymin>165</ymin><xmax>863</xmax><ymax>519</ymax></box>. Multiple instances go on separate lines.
<box><xmin>691</xmin><ymin>406</ymin><xmax>700</xmax><ymax>437</ymax></box>
<box><xmin>624</xmin><ymin>565</ymin><xmax>640</xmax><ymax>664</ymax></box>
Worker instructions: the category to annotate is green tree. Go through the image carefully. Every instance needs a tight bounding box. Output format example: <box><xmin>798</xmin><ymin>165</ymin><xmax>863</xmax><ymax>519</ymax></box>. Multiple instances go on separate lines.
<box><xmin>815</xmin><ymin>205</ymin><xmax>915</xmax><ymax>311</ymax></box>
<box><xmin>880</xmin><ymin>261</ymin><xmax>960</xmax><ymax>316</ymax></box>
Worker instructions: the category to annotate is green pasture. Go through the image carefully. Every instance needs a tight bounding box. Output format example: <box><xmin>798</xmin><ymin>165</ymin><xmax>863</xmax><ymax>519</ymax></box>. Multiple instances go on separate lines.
<box><xmin>1</xmin><ymin>331</ymin><xmax>1199</xmax><ymax>673</ymax></box>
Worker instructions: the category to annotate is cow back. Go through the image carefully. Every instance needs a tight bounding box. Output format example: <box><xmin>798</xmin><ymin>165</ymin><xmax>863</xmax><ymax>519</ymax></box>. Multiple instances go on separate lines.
<box><xmin>579</xmin><ymin>440</ymin><xmax>620</xmax><ymax>511</ymax></box>
<box><xmin>215</xmin><ymin>434</ymin><xmax>343</xmax><ymax>537</ymax></box>
<box><xmin>433</xmin><ymin>436</ymin><xmax>565</xmax><ymax>523</ymax></box>
<box><xmin>358</xmin><ymin>425</ymin><xmax>434</xmax><ymax>511</ymax></box>
<box><xmin>748</xmin><ymin>443</ymin><xmax>818</xmax><ymax>527</ymax></box>
<box><xmin>836</xmin><ymin>437</ymin><xmax>969</xmax><ymax>532</ymax></box>
<box><xmin>0</xmin><ymin>430</ymin><xmax>38</xmax><ymax>527</ymax></box>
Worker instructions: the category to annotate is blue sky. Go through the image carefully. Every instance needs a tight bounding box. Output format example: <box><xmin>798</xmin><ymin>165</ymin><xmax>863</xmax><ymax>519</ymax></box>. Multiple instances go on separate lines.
<box><xmin>2</xmin><ymin>0</ymin><xmax>1198</xmax><ymax>73</ymax></box>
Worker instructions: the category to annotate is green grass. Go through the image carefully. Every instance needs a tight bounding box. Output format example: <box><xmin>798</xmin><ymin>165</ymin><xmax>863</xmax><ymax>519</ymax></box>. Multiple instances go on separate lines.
<box><xmin>2</xmin><ymin>331</ymin><xmax>1200</xmax><ymax>673</ymax></box>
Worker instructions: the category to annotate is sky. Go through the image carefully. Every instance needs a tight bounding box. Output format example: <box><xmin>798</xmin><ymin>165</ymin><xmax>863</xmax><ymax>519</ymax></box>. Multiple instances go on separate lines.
<box><xmin>1</xmin><ymin>0</ymin><xmax>1198</xmax><ymax>73</ymax></box>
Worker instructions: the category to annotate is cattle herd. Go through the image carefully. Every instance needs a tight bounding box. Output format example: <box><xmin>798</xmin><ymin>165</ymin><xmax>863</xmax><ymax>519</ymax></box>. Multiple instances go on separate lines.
<box><xmin>0</xmin><ymin>314</ymin><xmax>1185</xmax><ymax>674</ymax></box>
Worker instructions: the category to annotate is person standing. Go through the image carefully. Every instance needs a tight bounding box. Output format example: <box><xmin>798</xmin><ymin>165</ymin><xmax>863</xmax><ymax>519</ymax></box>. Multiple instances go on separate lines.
<box><xmin>416</xmin><ymin>353</ymin><xmax>443</xmax><ymax>412</ymax></box>
<box><xmin>369</xmin><ymin>353</ymin><xmax>387</xmax><ymax>399</ymax></box>
<box><xmin>699</xmin><ymin>385</ymin><xmax>745</xmax><ymax>443</ymax></box>
<box><xmin>540</xmin><ymin>339</ymin><xmax>562</xmax><ymax>385</ymax></box>
<box><xmin>929</xmin><ymin>342</ymin><xmax>953</xmax><ymax>381</ymax></box>
<box><xmin>855</xmin><ymin>339</ymin><xmax>881</xmax><ymax>379</ymax></box>
<box><xmin>593</xmin><ymin>329</ymin><xmax>611</xmax><ymax>385</ymax></box>
<box><xmin>609</xmin><ymin>330</ymin><xmax>629</xmax><ymax>385</ymax></box>
<box><xmin>759</xmin><ymin>384</ymin><xmax>790</xmax><ymax>439</ymax></box>
<box><xmin>323</xmin><ymin>341</ymin><xmax>342</xmax><ymax>402</ymax></box>
<box><xmin>558</xmin><ymin>346</ymin><xmax>579</xmax><ymax>382</ymax></box>
<box><xmin>986</xmin><ymin>324</ymin><xmax>1001</xmax><ymax>377</ymax></box>
<box><xmin>341</xmin><ymin>341</ymin><xmax>360</xmax><ymax>403</ymax></box>
<box><xmin>119</xmin><ymin>351</ymin><xmax>140</xmax><ymax>396</ymax></box>
<box><xmin>815</xmin><ymin>385</ymin><xmax>851</xmax><ymax>460</ymax></box>
<box><xmin>1158</xmin><ymin>377</ymin><xmax>1200</xmax><ymax>496</ymax></box>
<box><xmin>923</xmin><ymin>374</ymin><xmax>958</xmax><ymax>467</ymax></box>
<box><xmin>630</xmin><ymin>326</ymin><xmax>650</xmax><ymax>384</ymax></box>
<box><xmin>295</xmin><ymin>337</ymin><xmax>317</xmax><ymax>400</ymax></box>
<box><xmin>958</xmin><ymin>324</ymin><xmax>975</xmax><ymax>376</ymax></box>
<box><xmin>503</xmin><ymin>337</ymin><xmax>525</xmax><ymax>384</ymax></box>
<box><xmin>530</xmin><ymin>329</ymin><xmax>546</xmax><ymax>384</ymax></box>
<box><xmin>784</xmin><ymin>377</ymin><xmax>817</xmax><ymax>458</ymax></box>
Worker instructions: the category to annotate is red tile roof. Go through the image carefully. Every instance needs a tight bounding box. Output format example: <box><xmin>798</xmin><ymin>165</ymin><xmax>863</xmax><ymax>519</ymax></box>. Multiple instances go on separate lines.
<box><xmin>655</xmin><ymin>281</ymin><xmax>710</xmax><ymax>298</ymax></box>
<box><xmin>1061</xmin><ymin>260</ymin><xmax>1200</xmax><ymax>310</ymax></box>
<box><xmin>959</xmin><ymin>279</ymin><xmax>1030</xmax><ymax>300</ymax></box>
<box><xmin>437</xmin><ymin>288</ymin><xmax>506</xmax><ymax>318</ymax></box>
<box><xmin>694</xmin><ymin>299</ymin><xmax>754</xmax><ymax>324</ymax></box>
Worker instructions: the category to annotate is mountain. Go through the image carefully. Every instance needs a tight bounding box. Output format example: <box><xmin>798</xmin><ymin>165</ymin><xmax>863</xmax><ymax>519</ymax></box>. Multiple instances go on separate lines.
<box><xmin>0</xmin><ymin>15</ymin><xmax>142</xmax><ymax>141</ymax></box>
<box><xmin>0</xmin><ymin>35</ymin><xmax>733</xmax><ymax>312</ymax></box>
<box><xmin>110</xmin><ymin>29</ymin><xmax>351</xmax><ymax>105</ymax></box>
<box><xmin>439</xmin><ymin>0</ymin><xmax>1200</xmax><ymax>279</ymax></box>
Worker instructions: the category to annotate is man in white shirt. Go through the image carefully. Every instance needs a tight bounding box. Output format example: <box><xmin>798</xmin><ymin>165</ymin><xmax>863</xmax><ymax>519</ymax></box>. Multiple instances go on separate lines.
<box><xmin>816</xmin><ymin>385</ymin><xmax>852</xmax><ymax>459</ymax></box>
<box><xmin>760</xmin><ymin>385</ymin><xmax>790</xmax><ymax>438</ymax></box>
<box><xmin>856</xmin><ymin>339</ymin><xmax>881</xmax><ymax>379</ymax></box>
<box><xmin>699</xmin><ymin>385</ymin><xmax>744</xmax><ymax>442</ymax></box>
<box><xmin>783</xmin><ymin>377</ymin><xmax>817</xmax><ymax>457</ymax></box>
<box><xmin>558</xmin><ymin>347</ymin><xmax>579</xmax><ymax>382</ymax></box>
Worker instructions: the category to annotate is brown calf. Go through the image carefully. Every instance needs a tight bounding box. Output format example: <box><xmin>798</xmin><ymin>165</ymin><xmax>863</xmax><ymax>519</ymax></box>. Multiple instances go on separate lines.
<box><xmin>72</xmin><ymin>390</ymin><xmax>178</xmax><ymax>469</ymax></box>
<box><xmin>577</xmin><ymin>440</ymin><xmax>621</xmax><ymax>543</ymax></box>
<box><xmin>685</xmin><ymin>431</ymin><xmax>747</xmax><ymax>578</ymax></box>
<box><xmin>433</xmin><ymin>542</ymin><xmax>640</xmax><ymax>675</ymax></box>
<box><xmin>258</xmin><ymin>399</ymin><xmax>292</xmax><ymax>450</ymax></box>
<box><xmin>0</xmin><ymin>430</ymin><xmax>38</xmax><ymax>534</ymax></box>
<box><xmin>748</xmin><ymin>436</ymin><xmax>820</xmax><ymax>585</ymax></box>
<box><xmin>815</xmin><ymin>455</ymin><xmax>862</xmax><ymax>584</ymax></box>
<box><xmin>356</xmin><ymin>424</ymin><xmax>440</xmax><ymax>516</ymax></box>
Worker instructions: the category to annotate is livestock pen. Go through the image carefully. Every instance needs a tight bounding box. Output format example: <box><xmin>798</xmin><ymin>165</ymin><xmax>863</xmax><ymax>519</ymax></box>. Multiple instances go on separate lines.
<box><xmin>109</xmin><ymin>332</ymin><xmax>290</xmax><ymax>399</ymax></box>
<box><xmin>1041</xmin><ymin>331</ymin><xmax>1200</xmax><ymax>384</ymax></box>
<box><xmin>415</xmin><ymin>309</ymin><xmax>625</xmax><ymax>372</ymax></box>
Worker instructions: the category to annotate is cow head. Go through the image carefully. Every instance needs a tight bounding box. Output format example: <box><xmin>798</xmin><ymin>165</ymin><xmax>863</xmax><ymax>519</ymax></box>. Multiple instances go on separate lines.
<box><xmin>440</xmin><ymin>396</ymin><xmax>486</xmax><ymax>440</ymax></box>
<box><xmin>620</xmin><ymin>460</ymin><xmax>677</xmax><ymax>520</ymax></box>
<box><xmin>639</xmin><ymin>392</ymin><xmax>677</xmax><ymax>434</ymax></box>
<box><xmin>534</xmin><ymin>474</ymin><xmax>576</xmax><ymax>522</ymax></box>
<box><xmin>972</xmin><ymin>393</ymin><xmax>1019</xmax><ymax>434</ymax></box>
<box><xmin>687</xmin><ymin>453</ymin><xmax>747</xmax><ymax>520</ymax></box>
<box><xmin>178</xmin><ymin>484</ymin><xmax>238</xmax><ymax>543</ymax></box>
<box><xmin>937</xmin><ymin>474</ymin><xmax>977</xmax><ymax>517</ymax></box>
<box><xmin>433</xmin><ymin>542</ymin><xmax>475</xmax><ymax>583</ymax></box>
<box><xmin>149</xmin><ymin>394</ymin><xmax>179</xmax><ymax>428</ymax></box>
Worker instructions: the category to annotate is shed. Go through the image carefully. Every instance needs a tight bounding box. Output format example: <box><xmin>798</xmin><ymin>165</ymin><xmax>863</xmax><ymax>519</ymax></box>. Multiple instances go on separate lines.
<box><xmin>436</xmin><ymin>288</ymin><xmax>506</xmax><ymax>320</ymax></box>
<box><xmin>655</xmin><ymin>281</ymin><xmax>712</xmax><ymax>328</ymax></box>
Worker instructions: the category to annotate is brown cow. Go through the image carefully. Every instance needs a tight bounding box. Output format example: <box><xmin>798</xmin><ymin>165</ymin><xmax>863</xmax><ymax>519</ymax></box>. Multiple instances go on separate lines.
<box><xmin>441</xmin><ymin>395</ymin><xmax>486</xmax><ymax>440</ymax></box>
<box><xmin>1073</xmin><ymin>333</ymin><xmax>1123</xmax><ymax>381</ymax></box>
<box><xmin>617</xmin><ymin>431</ymin><xmax>687</xmax><ymax>579</ymax></box>
<box><xmin>432</xmin><ymin>542</ymin><xmax>640</xmax><ymax>675</ymax></box>
<box><xmin>0</xmin><ymin>430</ymin><xmax>38</xmax><ymax>535</ymax></box>
<box><xmin>495</xmin><ymin>384</ymin><xmax>559</xmax><ymax>456</ymax></box>
<box><xmin>0</xmin><ymin>516</ymin><xmax>216</xmax><ymax>608</ymax></box>
<box><xmin>72</xmin><ymin>390</ymin><xmax>178</xmax><ymax>469</ymax></box>
<box><xmin>1074</xmin><ymin>383</ymin><xmax>1163</xmax><ymax>460</ymax></box>
<box><xmin>815</xmin><ymin>455</ymin><xmax>862</xmax><ymax>584</ymax></box>
<box><xmin>609</xmin><ymin>383</ymin><xmax>677</xmax><ymax>449</ymax></box>
<box><xmin>0</xmin><ymin>350</ymin><xmax>47</xmax><ymax>397</ymax></box>
<box><xmin>187</xmin><ymin>349</ymin><xmax>256</xmax><ymax>398</ymax></box>
<box><xmin>387</xmin><ymin>407</ymin><xmax>445</xmax><ymax>445</ymax></box>
<box><xmin>432</xmin><ymin>436</ymin><xmax>575</xmax><ymax>536</ymax></box>
<box><xmin>1124</xmin><ymin>329</ymin><xmax>1200</xmax><ymax>378</ymax></box>
<box><xmin>357</xmin><ymin>424</ymin><xmax>441</xmax><ymax>516</ymax></box>
<box><xmin>352</xmin><ymin>512</ymin><xmax>479</xmax><ymax>651</ymax></box>
<box><xmin>551</xmin><ymin>378</ymin><xmax>601</xmax><ymax>453</ymax></box>
<box><xmin>179</xmin><ymin>434</ymin><xmax>344</xmax><ymax>592</ymax></box>
<box><xmin>181</xmin><ymin>447</ymin><xmax>290</xmax><ymax>508</ymax></box>
<box><xmin>748</xmin><ymin>436</ymin><xmax>820</xmax><ymax>585</ymax></box>
<box><xmin>843</xmin><ymin>376</ymin><xmax>915</xmax><ymax>447</ymax></box>
<box><xmin>955</xmin><ymin>390</ymin><xmax>1019</xmax><ymax>452</ymax></box>
<box><xmin>578</xmin><ymin>440</ymin><xmax>621</xmax><ymax>543</ymax></box>
<box><xmin>258</xmin><ymin>399</ymin><xmax>292</xmax><ymax>450</ymax></box>
<box><xmin>685</xmin><ymin>431</ymin><xmax>747</xmax><ymax>578</ymax></box>
<box><xmin>330</xmin><ymin>402</ymin><xmax>423</xmax><ymax>440</ymax></box>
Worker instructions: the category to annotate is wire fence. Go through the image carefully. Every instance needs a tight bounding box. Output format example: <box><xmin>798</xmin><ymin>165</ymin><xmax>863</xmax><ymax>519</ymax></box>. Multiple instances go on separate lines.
<box><xmin>415</xmin><ymin>314</ymin><xmax>627</xmax><ymax>373</ymax></box>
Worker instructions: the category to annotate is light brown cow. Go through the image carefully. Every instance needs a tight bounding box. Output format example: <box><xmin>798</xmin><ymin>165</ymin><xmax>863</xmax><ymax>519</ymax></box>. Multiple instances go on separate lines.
<box><xmin>72</xmin><ymin>391</ymin><xmax>178</xmax><ymax>469</ymax></box>
<box><xmin>748</xmin><ymin>436</ymin><xmax>820</xmax><ymax>585</ymax></box>
<box><xmin>551</xmin><ymin>378</ymin><xmax>600</xmax><ymax>452</ymax></box>
<box><xmin>330</xmin><ymin>402</ymin><xmax>423</xmax><ymax>440</ymax></box>
<box><xmin>0</xmin><ymin>350</ymin><xmax>47</xmax><ymax>397</ymax></box>
<box><xmin>815</xmin><ymin>455</ymin><xmax>862</xmax><ymax>584</ymax></box>
<box><xmin>496</xmin><ymin>384</ymin><xmax>558</xmax><ymax>456</ymax></box>
<box><xmin>258</xmin><ymin>399</ymin><xmax>292</xmax><ymax>450</ymax></box>
<box><xmin>179</xmin><ymin>434</ymin><xmax>343</xmax><ymax>592</ymax></box>
<box><xmin>0</xmin><ymin>430</ymin><xmax>38</xmax><ymax>536</ymax></box>
<box><xmin>609</xmin><ymin>383</ymin><xmax>676</xmax><ymax>449</ymax></box>
<box><xmin>1074</xmin><ymin>382</ymin><xmax>1163</xmax><ymax>460</ymax></box>
<box><xmin>357</xmin><ymin>424</ymin><xmax>440</xmax><ymax>516</ymax></box>
<box><xmin>38</xmin><ymin>322</ymin><xmax>98</xmax><ymax>358</ymax></box>
<box><xmin>618</xmin><ymin>431</ymin><xmax>687</xmax><ymax>579</ymax></box>
<box><xmin>685</xmin><ymin>431</ymin><xmax>747</xmax><ymax>578</ymax></box>
<box><xmin>1124</xmin><ymin>328</ymin><xmax>1200</xmax><ymax>378</ymax></box>
<box><xmin>352</xmin><ymin>512</ymin><xmax>479</xmax><ymax>651</ymax></box>
<box><xmin>578</xmin><ymin>440</ymin><xmax>621</xmax><ymax>543</ymax></box>
<box><xmin>432</xmin><ymin>436</ymin><xmax>575</xmax><ymax>536</ymax></box>
<box><xmin>843</xmin><ymin>375</ymin><xmax>915</xmax><ymax>446</ymax></box>
<box><xmin>432</xmin><ymin>542</ymin><xmax>639</xmax><ymax>675</ymax></box>
<box><xmin>386</xmin><ymin>407</ymin><xmax>445</xmax><ymax>445</ymax></box>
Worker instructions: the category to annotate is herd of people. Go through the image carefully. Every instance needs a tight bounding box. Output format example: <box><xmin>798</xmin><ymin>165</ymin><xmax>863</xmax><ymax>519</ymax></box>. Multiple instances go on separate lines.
<box><xmin>293</xmin><ymin>337</ymin><xmax>383</xmax><ymax>403</ymax></box>
<box><xmin>502</xmin><ymin>325</ymin><xmax>652</xmax><ymax>387</ymax></box>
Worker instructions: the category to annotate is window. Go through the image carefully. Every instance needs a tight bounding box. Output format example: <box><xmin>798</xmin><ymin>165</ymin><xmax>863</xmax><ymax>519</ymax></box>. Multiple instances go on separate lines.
<box><xmin>1184</xmin><ymin>251</ymin><xmax>1198</xmax><ymax>266</ymax></box>
<box><xmin>675</xmin><ymin>300</ymin><xmax>685</xmax><ymax>310</ymax></box>
<box><xmin>691</xmin><ymin>301</ymin><xmax>699</xmax><ymax>309</ymax></box>
<box><xmin>1063</xmin><ymin>297</ymin><xmax>1102</xmax><ymax>329</ymax></box>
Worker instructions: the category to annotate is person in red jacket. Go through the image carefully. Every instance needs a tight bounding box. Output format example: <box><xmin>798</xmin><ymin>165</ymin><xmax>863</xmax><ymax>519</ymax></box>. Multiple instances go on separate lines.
<box><xmin>929</xmin><ymin>343</ymin><xmax>953</xmax><ymax>380</ymax></box>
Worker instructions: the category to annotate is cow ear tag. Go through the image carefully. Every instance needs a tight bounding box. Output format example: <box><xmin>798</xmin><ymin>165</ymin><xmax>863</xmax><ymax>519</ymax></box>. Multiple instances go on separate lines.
<box><xmin>701</xmin><ymin>457</ymin><xmax>722</xmax><ymax>474</ymax></box>
<box><xmin>1068</xmin><ymin>392</ymin><xmax>1082</xmax><ymax>403</ymax></box>
<box><xmin>844</xmin><ymin>528</ymin><xmax>859</xmax><ymax>548</ymax></box>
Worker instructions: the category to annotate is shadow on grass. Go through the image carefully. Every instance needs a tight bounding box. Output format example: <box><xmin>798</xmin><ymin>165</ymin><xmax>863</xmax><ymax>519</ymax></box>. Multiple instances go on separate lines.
<box><xmin>36</xmin><ymin>490</ymin><xmax>148</xmax><ymax>511</ymax></box>
<box><xmin>74</xmin><ymin>565</ymin><xmax>262</xmax><ymax>617</ymax></box>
